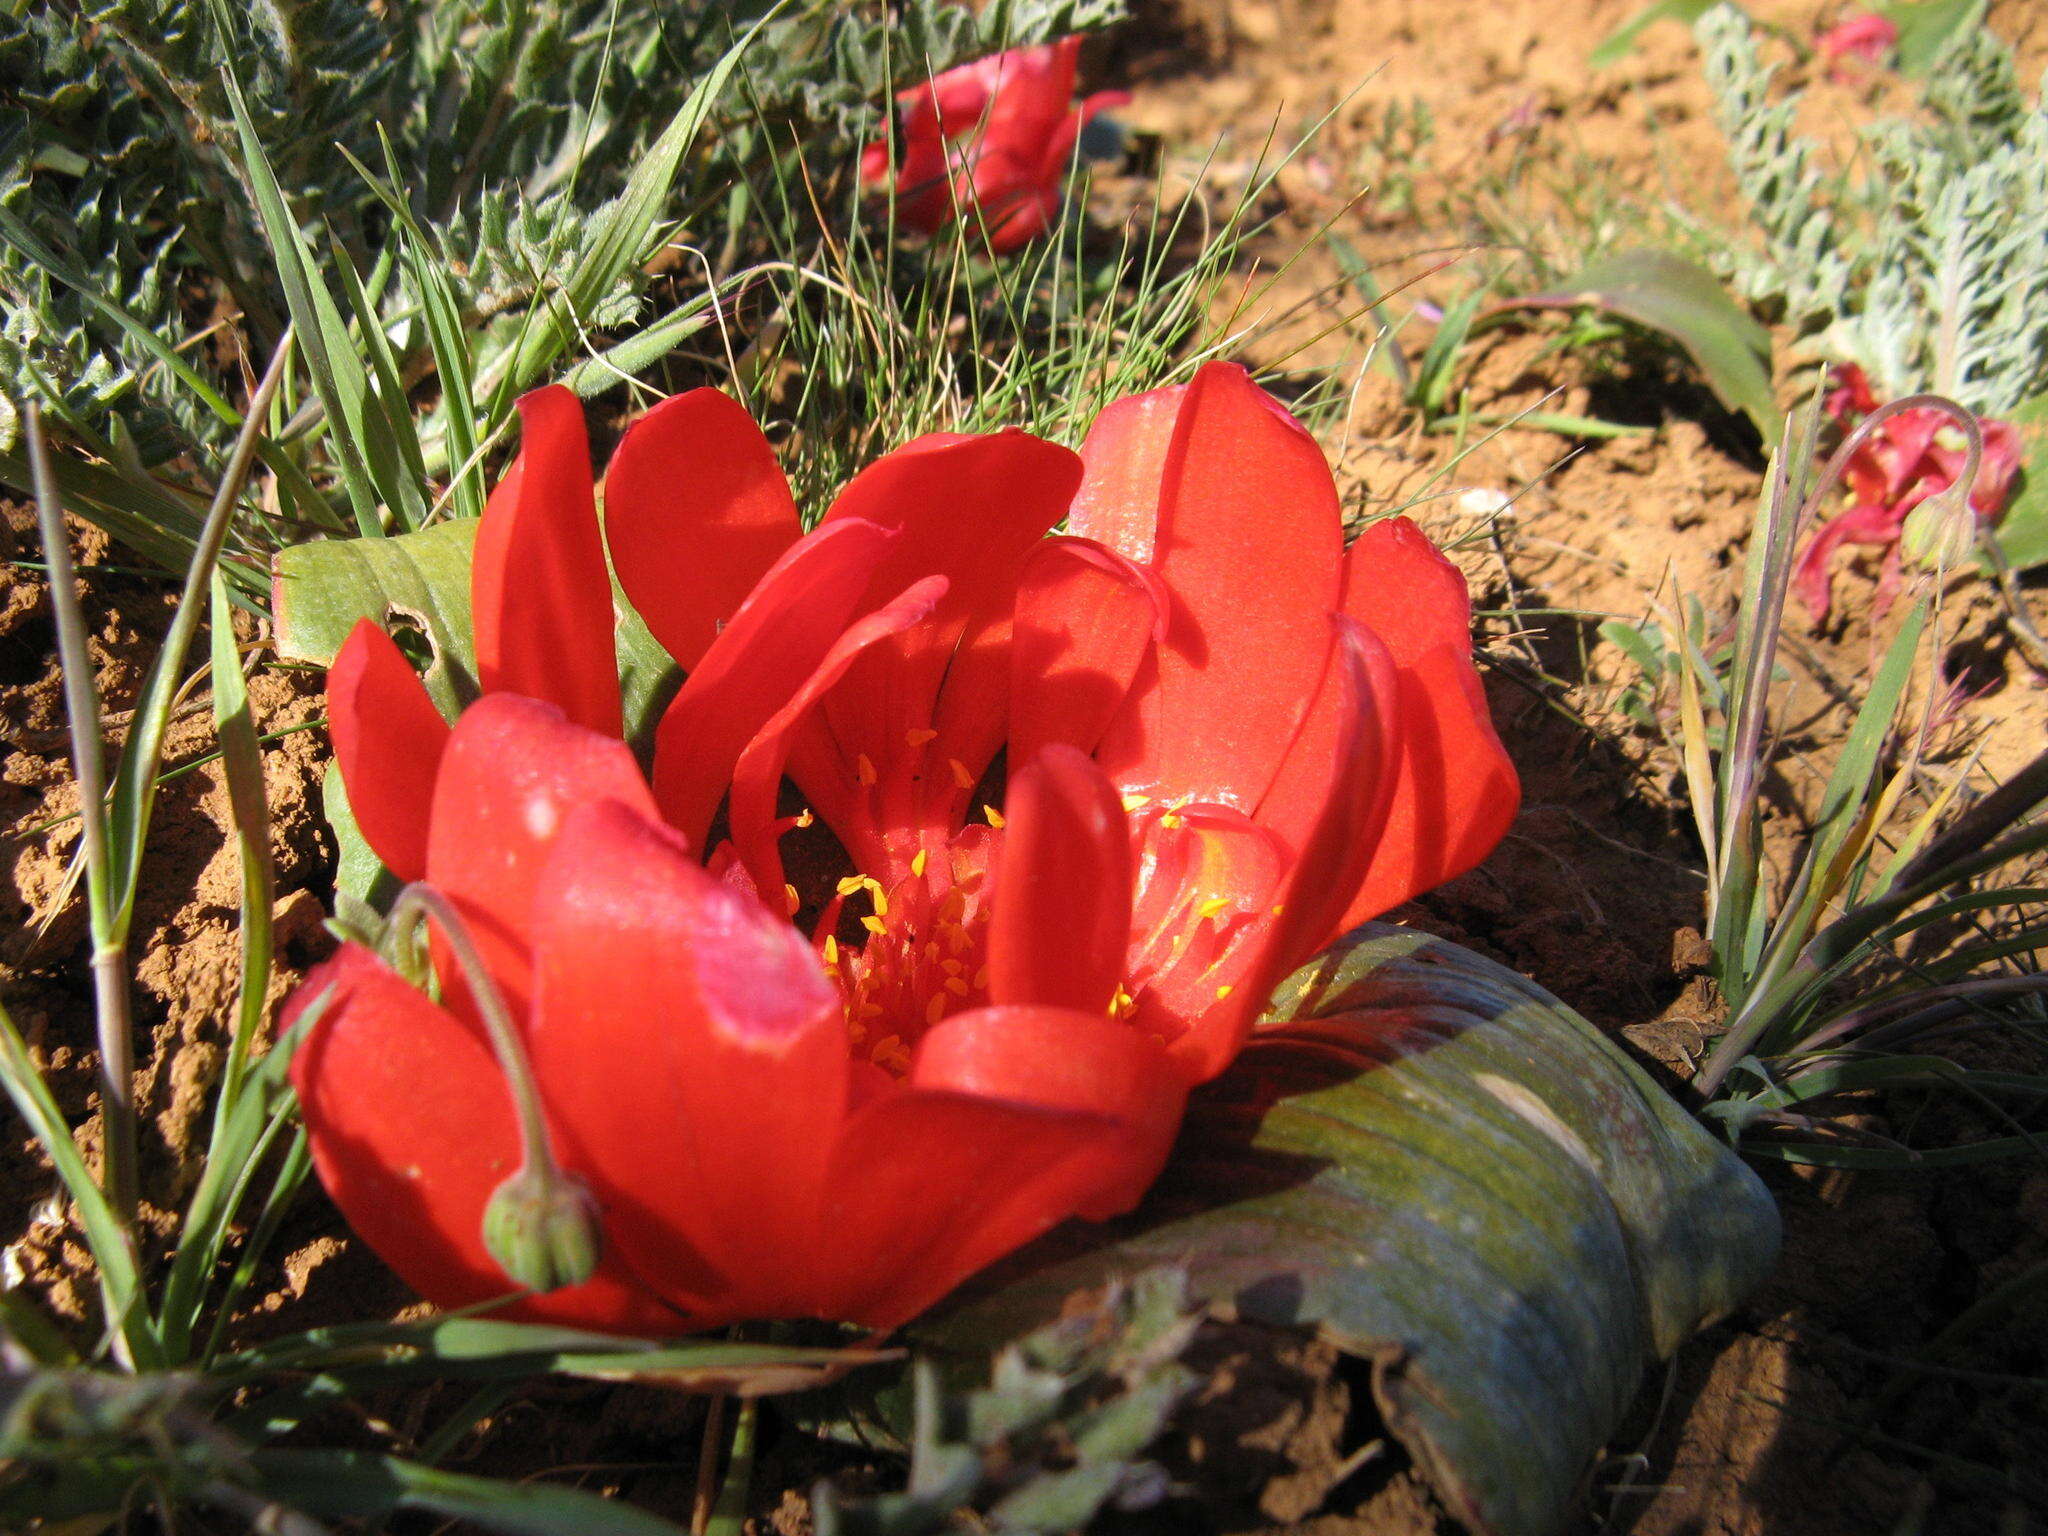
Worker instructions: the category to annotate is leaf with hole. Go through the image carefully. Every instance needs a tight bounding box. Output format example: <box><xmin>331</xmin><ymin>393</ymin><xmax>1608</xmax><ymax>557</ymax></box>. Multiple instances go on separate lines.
<box><xmin>917</xmin><ymin>925</ymin><xmax>1780</xmax><ymax>1536</ymax></box>
<box><xmin>273</xmin><ymin>518</ymin><xmax>682</xmax><ymax>751</ymax></box>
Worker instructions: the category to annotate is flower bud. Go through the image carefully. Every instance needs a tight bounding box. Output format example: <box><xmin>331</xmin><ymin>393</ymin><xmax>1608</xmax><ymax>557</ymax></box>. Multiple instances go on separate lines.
<box><xmin>483</xmin><ymin>1166</ymin><xmax>602</xmax><ymax>1293</ymax></box>
<box><xmin>1900</xmin><ymin>487</ymin><xmax>1978</xmax><ymax>571</ymax></box>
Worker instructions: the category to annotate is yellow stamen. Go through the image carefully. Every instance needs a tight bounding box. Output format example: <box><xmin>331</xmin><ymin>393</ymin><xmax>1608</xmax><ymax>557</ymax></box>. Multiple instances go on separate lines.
<box><xmin>856</xmin><ymin>752</ymin><xmax>877</xmax><ymax>786</ymax></box>
<box><xmin>905</xmin><ymin>727</ymin><xmax>939</xmax><ymax>747</ymax></box>
<box><xmin>836</xmin><ymin>875</ymin><xmax>869</xmax><ymax>897</ymax></box>
<box><xmin>1215</xmin><ymin>984</ymin><xmax>1234</xmax><ymax>999</ymax></box>
<box><xmin>862</xmin><ymin>915</ymin><xmax>887</xmax><ymax>935</ymax></box>
<box><xmin>925</xmin><ymin>994</ymin><xmax>947</xmax><ymax>1026</ymax></box>
<box><xmin>911</xmin><ymin>848</ymin><xmax>929</xmax><ymax>877</ymax></box>
<box><xmin>945</xmin><ymin>977</ymin><xmax>970</xmax><ymax>997</ymax></box>
<box><xmin>1121</xmin><ymin>792</ymin><xmax>1151</xmax><ymax>812</ymax></box>
<box><xmin>783</xmin><ymin>883</ymin><xmax>800</xmax><ymax>916</ymax></box>
<box><xmin>1197</xmin><ymin>895</ymin><xmax>1232</xmax><ymax>921</ymax></box>
<box><xmin>823</xmin><ymin>935</ymin><xmax>840</xmax><ymax>967</ymax></box>
<box><xmin>950</xmin><ymin>757</ymin><xmax>974</xmax><ymax>789</ymax></box>
<box><xmin>983</xmin><ymin>804</ymin><xmax>1006</xmax><ymax>829</ymax></box>
<box><xmin>973</xmin><ymin>965</ymin><xmax>990</xmax><ymax>989</ymax></box>
<box><xmin>794</xmin><ymin>808</ymin><xmax>814</xmax><ymax>828</ymax></box>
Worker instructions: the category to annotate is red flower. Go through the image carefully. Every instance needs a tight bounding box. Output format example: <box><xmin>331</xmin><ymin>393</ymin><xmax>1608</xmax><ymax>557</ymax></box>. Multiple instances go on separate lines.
<box><xmin>858</xmin><ymin>37</ymin><xmax>1128</xmax><ymax>253</ymax></box>
<box><xmin>1794</xmin><ymin>364</ymin><xmax>2023</xmax><ymax>620</ymax></box>
<box><xmin>286</xmin><ymin>363</ymin><xmax>1518</xmax><ymax>1334</ymax></box>
<box><xmin>1817</xmin><ymin>12</ymin><xmax>1898</xmax><ymax>78</ymax></box>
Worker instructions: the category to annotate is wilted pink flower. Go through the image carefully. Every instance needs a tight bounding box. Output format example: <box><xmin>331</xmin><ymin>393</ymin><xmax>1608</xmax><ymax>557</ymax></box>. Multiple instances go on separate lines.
<box><xmin>1795</xmin><ymin>364</ymin><xmax>2023</xmax><ymax>620</ymax></box>
<box><xmin>1817</xmin><ymin>12</ymin><xmax>1899</xmax><ymax>79</ymax></box>
<box><xmin>859</xmin><ymin>38</ymin><xmax>1128</xmax><ymax>254</ymax></box>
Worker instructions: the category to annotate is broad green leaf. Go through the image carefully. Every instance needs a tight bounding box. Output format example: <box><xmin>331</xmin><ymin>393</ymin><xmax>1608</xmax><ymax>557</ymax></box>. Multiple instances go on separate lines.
<box><xmin>921</xmin><ymin>926</ymin><xmax>1779</xmax><ymax>1536</ymax></box>
<box><xmin>1988</xmin><ymin>391</ymin><xmax>2048</xmax><ymax>572</ymax></box>
<box><xmin>273</xmin><ymin>518</ymin><xmax>483</xmax><ymax>715</ymax></box>
<box><xmin>1877</xmin><ymin>0</ymin><xmax>1986</xmax><ymax>74</ymax></box>
<box><xmin>1589</xmin><ymin>0</ymin><xmax>1717</xmax><ymax>69</ymax></box>
<box><xmin>1502</xmin><ymin>249</ymin><xmax>1781</xmax><ymax>444</ymax></box>
<box><xmin>273</xmin><ymin>520</ymin><xmax>681</xmax><ymax>750</ymax></box>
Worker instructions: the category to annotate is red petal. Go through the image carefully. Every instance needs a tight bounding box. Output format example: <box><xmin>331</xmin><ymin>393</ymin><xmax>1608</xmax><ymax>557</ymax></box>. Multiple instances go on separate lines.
<box><xmin>1334</xmin><ymin>521</ymin><xmax>1519</xmax><ymax>925</ymax></box>
<box><xmin>1089</xmin><ymin>363</ymin><xmax>1344</xmax><ymax>810</ymax></box>
<box><xmin>1008</xmin><ymin>536</ymin><xmax>1162</xmax><ymax>764</ymax></box>
<box><xmin>809</xmin><ymin>430</ymin><xmax>1080</xmax><ymax>869</ymax></box>
<box><xmin>911</xmin><ymin>1003</ymin><xmax>1185</xmax><ymax>1216</ymax></box>
<box><xmin>1068</xmin><ymin>384</ymin><xmax>1184</xmax><ymax>561</ymax></box>
<box><xmin>286</xmin><ymin>944</ymin><xmax>681</xmax><ymax>1333</ymax></box>
<box><xmin>730</xmin><ymin>577</ymin><xmax>949</xmax><ymax>898</ymax></box>
<box><xmin>327</xmin><ymin>619</ymin><xmax>450</xmax><ymax>883</ymax></box>
<box><xmin>603</xmin><ymin>389</ymin><xmax>803</xmax><ymax>672</ymax></box>
<box><xmin>987</xmin><ymin>745</ymin><xmax>1133</xmax><ymax>1016</ymax></box>
<box><xmin>1174</xmin><ymin>620</ymin><xmax>1399</xmax><ymax>1083</ymax></box>
<box><xmin>527</xmin><ymin>799</ymin><xmax>846</xmax><ymax>1320</ymax></box>
<box><xmin>425</xmin><ymin>694</ymin><xmax>658</xmax><ymax>1017</ymax></box>
<box><xmin>807</xmin><ymin>1087</ymin><xmax>1126</xmax><ymax>1327</ymax></box>
<box><xmin>471</xmin><ymin>386</ymin><xmax>620</xmax><ymax>735</ymax></box>
<box><xmin>650</xmin><ymin>518</ymin><xmax>898</xmax><ymax>848</ymax></box>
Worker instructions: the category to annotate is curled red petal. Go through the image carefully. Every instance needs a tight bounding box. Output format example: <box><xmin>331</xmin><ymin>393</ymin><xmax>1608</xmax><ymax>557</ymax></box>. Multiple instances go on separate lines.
<box><xmin>730</xmin><ymin>576</ymin><xmax>949</xmax><ymax>898</ymax></box>
<box><xmin>1089</xmin><ymin>363</ymin><xmax>1344</xmax><ymax>811</ymax></box>
<box><xmin>471</xmin><ymin>386</ymin><xmax>620</xmax><ymax>735</ymax></box>
<box><xmin>650</xmin><ymin>518</ymin><xmax>898</xmax><ymax>848</ymax></box>
<box><xmin>987</xmin><ymin>744</ymin><xmax>1133</xmax><ymax>1016</ymax></box>
<box><xmin>809</xmin><ymin>430</ymin><xmax>1080</xmax><ymax>869</ymax></box>
<box><xmin>808</xmin><ymin>1086</ymin><xmax>1132</xmax><ymax>1328</ymax></box>
<box><xmin>912</xmin><ymin>1003</ymin><xmax>1185</xmax><ymax>1217</ymax></box>
<box><xmin>425</xmin><ymin>693</ymin><xmax>659</xmax><ymax>1017</ymax></box>
<box><xmin>327</xmin><ymin>618</ymin><xmax>449</xmax><ymax>883</ymax></box>
<box><xmin>1069</xmin><ymin>384</ymin><xmax>1184</xmax><ymax>562</ymax></box>
<box><xmin>1009</xmin><ymin>535</ymin><xmax>1162</xmax><ymax>764</ymax></box>
<box><xmin>286</xmin><ymin>943</ymin><xmax>681</xmax><ymax>1333</ymax></box>
<box><xmin>1330</xmin><ymin>517</ymin><xmax>1519</xmax><ymax>924</ymax></box>
<box><xmin>603</xmin><ymin>388</ymin><xmax>803</xmax><ymax>672</ymax></box>
<box><xmin>527</xmin><ymin>799</ymin><xmax>845</xmax><ymax>1321</ymax></box>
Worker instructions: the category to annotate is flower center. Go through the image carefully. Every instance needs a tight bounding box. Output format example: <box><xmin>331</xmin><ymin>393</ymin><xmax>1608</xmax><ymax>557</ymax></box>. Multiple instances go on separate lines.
<box><xmin>823</xmin><ymin>849</ymin><xmax>994</xmax><ymax>1075</ymax></box>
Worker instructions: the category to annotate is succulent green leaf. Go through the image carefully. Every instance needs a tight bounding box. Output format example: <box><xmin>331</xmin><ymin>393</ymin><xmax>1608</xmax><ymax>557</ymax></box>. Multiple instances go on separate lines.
<box><xmin>922</xmin><ymin>926</ymin><xmax>1780</xmax><ymax>1536</ymax></box>
<box><xmin>1505</xmin><ymin>249</ymin><xmax>1781</xmax><ymax>444</ymax></box>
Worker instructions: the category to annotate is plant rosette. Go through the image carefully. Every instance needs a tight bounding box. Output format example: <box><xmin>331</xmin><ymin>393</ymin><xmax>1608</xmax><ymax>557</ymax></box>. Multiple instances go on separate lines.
<box><xmin>274</xmin><ymin>363</ymin><xmax>1776</xmax><ymax>1535</ymax></box>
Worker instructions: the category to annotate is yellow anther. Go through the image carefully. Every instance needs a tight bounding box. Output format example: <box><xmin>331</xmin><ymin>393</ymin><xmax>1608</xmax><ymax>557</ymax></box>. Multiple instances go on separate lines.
<box><xmin>836</xmin><ymin>875</ymin><xmax>868</xmax><ymax>897</ymax></box>
<box><xmin>860</xmin><ymin>1000</ymin><xmax>885</xmax><ymax>1019</ymax></box>
<box><xmin>873</xmin><ymin>1034</ymin><xmax>910</xmax><ymax>1071</ymax></box>
<box><xmin>983</xmin><ymin>804</ymin><xmax>1006</xmax><ymax>829</ymax></box>
<box><xmin>950</xmin><ymin>758</ymin><xmax>974</xmax><ymax>789</ymax></box>
<box><xmin>862</xmin><ymin>915</ymin><xmax>888</xmax><ymax>936</ymax></box>
<box><xmin>925</xmin><ymin>994</ymin><xmax>947</xmax><ymax>1027</ymax></box>
<box><xmin>1215</xmin><ymin>984</ymin><xmax>1235</xmax><ymax>999</ymax></box>
<box><xmin>823</xmin><ymin>935</ymin><xmax>840</xmax><ymax>967</ymax></box>
<box><xmin>1271</xmin><ymin>903</ymin><xmax>1285</xmax><ymax>917</ymax></box>
<box><xmin>784</xmin><ymin>883</ymin><xmax>801</xmax><ymax>916</ymax></box>
<box><xmin>911</xmin><ymin>848</ymin><xmax>929</xmax><ymax>877</ymax></box>
<box><xmin>905</xmin><ymin>727</ymin><xmax>939</xmax><ymax>747</ymax></box>
<box><xmin>794</xmin><ymin>808</ymin><xmax>815</xmax><ymax>828</ymax></box>
<box><xmin>973</xmin><ymin>965</ymin><xmax>991</xmax><ymax>990</ymax></box>
<box><xmin>870</xmin><ymin>885</ymin><xmax>889</xmax><ymax>918</ymax></box>
<box><xmin>942</xmin><ymin>958</ymin><xmax>963</xmax><ymax>976</ymax></box>
<box><xmin>1198</xmin><ymin>895</ymin><xmax>1232</xmax><ymax>921</ymax></box>
<box><xmin>945</xmin><ymin>977</ymin><xmax>970</xmax><ymax>997</ymax></box>
<box><xmin>1121</xmin><ymin>792</ymin><xmax>1151</xmax><ymax>812</ymax></box>
<box><xmin>856</xmin><ymin>752</ymin><xmax>878</xmax><ymax>786</ymax></box>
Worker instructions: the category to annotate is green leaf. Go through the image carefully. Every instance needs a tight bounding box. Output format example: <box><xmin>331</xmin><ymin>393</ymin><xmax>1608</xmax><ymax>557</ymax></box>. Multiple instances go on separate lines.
<box><xmin>1988</xmin><ymin>391</ymin><xmax>2048</xmax><ymax>572</ymax></box>
<box><xmin>1876</xmin><ymin>0</ymin><xmax>1987</xmax><ymax>74</ymax></box>
<box><xmin>1502</xmin><ymin>249</ymin><xmax>1781</xmax><ymax>444</ymax></box>
<box><xmin>1589</xmin><ymin>0</ymin><xmax>1718</xmax><ymax>69</ymax></box>
<box><xmin>921</xmin><ymin>926</ymin><xmax>1779</xmax><ymax>1536</ymax></box>
<box><xmin>272</xmin><ymin>519</ymin><xmax>681</xmax><ymax>750</ymax></box>
<box><xmin>219</xmin><ymin>1316</ymin><xmax>892</xmax><ymax>1394</ymax></box>
<box><xmin>244</xmin><ymin>1450</ymin><xmax>693</xmax><ymax>1536</ymax></box>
